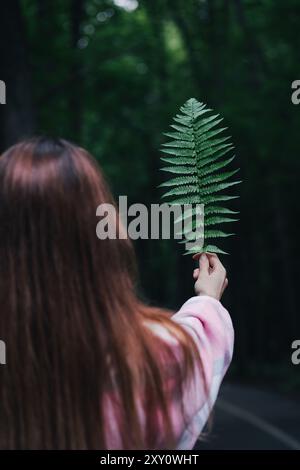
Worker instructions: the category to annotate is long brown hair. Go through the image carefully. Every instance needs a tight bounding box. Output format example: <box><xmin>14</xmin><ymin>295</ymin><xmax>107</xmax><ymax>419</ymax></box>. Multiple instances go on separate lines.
<box><xmin>0</xmin><ymin>137</ymin><xmax>203</xmax><ymax>449</ymax></box>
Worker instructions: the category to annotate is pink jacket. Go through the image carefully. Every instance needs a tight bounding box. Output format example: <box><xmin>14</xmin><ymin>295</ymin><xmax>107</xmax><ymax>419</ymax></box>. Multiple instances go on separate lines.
<box><xmin>105</xmin><ymin>295</ymin><xmax>234</xmax><ymax>449</ymax></box>
<box><xmin>169</xmin><ymin>295</ymin><xmax>234</xmax><ymax>449</ymax></box>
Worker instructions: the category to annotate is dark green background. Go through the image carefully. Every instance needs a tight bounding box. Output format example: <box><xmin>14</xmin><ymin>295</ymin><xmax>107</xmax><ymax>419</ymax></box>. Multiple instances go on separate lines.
<box><xmin>1</xmin><ymin>0</ymin><xmax>300</xmax><ymax>392</ymax></box>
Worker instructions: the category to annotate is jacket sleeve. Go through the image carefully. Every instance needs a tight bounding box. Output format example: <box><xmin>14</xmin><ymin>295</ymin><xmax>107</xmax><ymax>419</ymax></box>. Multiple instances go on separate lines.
<box><xmin>170</xmin><ymin>295</ymin><xmax>234</xmax><ymax>449</ymax></box>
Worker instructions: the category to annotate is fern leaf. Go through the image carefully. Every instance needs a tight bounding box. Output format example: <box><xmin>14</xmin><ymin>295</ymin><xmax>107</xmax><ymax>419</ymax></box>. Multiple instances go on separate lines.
<box><xmin>205</xmin><ymin>206</ymin><xmax>239</xmax><ymax>215</ymax></box>
<box><xmin>160</xmin><ymin>165</ymin><xmax>197</xmax><ymax>175</ymax></box>
<box><xmin>180</xmin><ymin>216</ymin><xmax>238</xmax><ymax>233</ymax></box>
<box><xmin>162</xmin><ymin>184</ymin><xmax>198</xmax><ymax>198</ymax></box>
<box><xmin>198</xmin><ymin>170</ymin><xmax>240</xmax><ymax>187</ymax></box>
<box><xmin>163</xmin><ymin>131</ymin><xmax>194</xmax><ymax>142</ymax></box>
<box><xmin>183</xmin><ymin>245</ymin><xmax>229</xmax><ymax>255</ymax></box>
<box><xmin>160</xmin><ymin>156</ymin><xmax>195</xmax><ymax>165</ymax></box>
<box><xmin>198</xmin><ymin>156</ymin><xmax>235</xmax><ymax>177</ymax></box>
<box><xmin>159</xmin><ymin>176</ymin><xmax>197</xmax><ymax>188</ymax></box>
<box><xmin>168</xmin><ymin>194</ymin><xmax>238</xmax><ymax>206</ymax></box>
<box><xmin>195</xmin><ymin>115</ymin><xmax>223</xmax><ymax>132</ymax></box>
<box><xmin>162</xmin><ymin>140</ymin><xmax>195</xmax><ymax>149</ymax></box>
<box><xmin>198</xmin><ymin>180</ymin><xmax>241</xmax><ymax>197</ymax></box>
<box><xmin>160</xmin><ymin>148</ymin><xmax>195</xmax><ymax>157</ymax></box>
<box><xmin>198</xmin><ymin>136</ymin><xmax>231</xmax><ymax>152</ymax></box>
<box><xmin>170</xmin><ymin>124</ymin><xmax>193</xmax><ymax>134</ymax></box>
<box><xmin>159</xmin><ymin>97</ymin><xmax>240</xmax><ymax>254</ymax></box>
<box><xmin>196</xmin><ymin>143</ymin><xmax>233</xmax><ymax>161</ymax></box>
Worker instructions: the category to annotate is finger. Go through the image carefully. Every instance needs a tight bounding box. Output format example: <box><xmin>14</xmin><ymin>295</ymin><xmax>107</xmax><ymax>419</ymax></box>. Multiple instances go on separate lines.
<box><xmin>198</xmin><ymin>253</ymin><xmax>209</xmax><ymax>273</ymax></box>
<box><xmin>221</xmin><ymin>277</ymin><xmax>228</xmax><ymax>296</ymax></box>
<box><xmin>205</xmin><ymin>253</ymin><xmax>217</xmax><ymax>273</ymax></box>
<box><xmin>193</xmin><ymin>268</ymin><xmax>200</xmax><ymax>280</ymax></box>
<box><xmin>206</xmin><ymin>253</ymin><xmax>219</xmax><ymax>266</ymax></box>
<box><xmin>193</xmin><ymin>251</ymin><xmax>215</xmax><ymax>261</ymax></box>
<box><xmin>209</xmin><ymin>254</ymin><xmax>225</xmax><ymax>274</ymax></box>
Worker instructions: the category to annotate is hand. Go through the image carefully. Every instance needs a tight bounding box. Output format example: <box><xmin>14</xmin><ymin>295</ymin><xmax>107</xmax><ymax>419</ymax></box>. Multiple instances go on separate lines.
<box><xmin>192</xmin><ymin>253</ymin><xmax>228</xmax><ymax>301</ymax></box>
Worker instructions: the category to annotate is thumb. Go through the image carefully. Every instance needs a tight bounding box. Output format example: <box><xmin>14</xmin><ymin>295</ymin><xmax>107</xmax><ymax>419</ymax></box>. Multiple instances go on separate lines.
<box><xmin>198</xmin><ymin>253</ymin><xmax>209</xmax><ymax>274</ymax></box>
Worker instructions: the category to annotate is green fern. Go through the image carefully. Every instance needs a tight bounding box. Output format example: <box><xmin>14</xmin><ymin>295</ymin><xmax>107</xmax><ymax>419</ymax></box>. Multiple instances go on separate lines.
<box><xmin>159</xmin><ymin>98</ymin><xmax>240</xmax><ymax>255</ymax></box>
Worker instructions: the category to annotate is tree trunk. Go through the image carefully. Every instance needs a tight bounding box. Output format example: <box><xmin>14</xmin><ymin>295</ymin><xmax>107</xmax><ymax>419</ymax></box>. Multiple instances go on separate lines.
<box><xmin>69</xmin><ymin>0</ymin><xmax>85</xmax><ymax>139</ymax></box>
<box><xmin>0</xmin><ymin>0</ymin><xmax>35</xmax><ymax>151</ymax></box>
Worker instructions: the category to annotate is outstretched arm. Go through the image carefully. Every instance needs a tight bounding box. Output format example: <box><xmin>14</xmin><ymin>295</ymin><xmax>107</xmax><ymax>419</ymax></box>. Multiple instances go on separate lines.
<box><xmin>170</xmin><ymin>254</ymin><xmax>234</xmax><ymax>449</ymax></box>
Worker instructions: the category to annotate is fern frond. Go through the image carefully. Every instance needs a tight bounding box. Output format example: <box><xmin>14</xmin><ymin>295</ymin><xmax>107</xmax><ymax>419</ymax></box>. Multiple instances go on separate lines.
<box><xmin>160</xmin><ymin>156</ymin><xmax>194</xmax><ymax>165</ymax></box>
<box><xmin>159</xmin><ymin>176</ymin><xmax>197</xmax><ymax>188</ymax></box>
<box><xmin>198</xmin><ymin>170</ymin><xmax>240</xmax><ymax>188</ymax></box>
<box><xmin>160</xmin><ymin>165</ymin><xmax>197</xmax><ymax>175</ymax></box>
<box><xmin>162</xmin><ymin>184</ymin><xmax>198</xmax><ymax>198</ymax></box>
<box><xmin>183</xmin><ymin>245</ymin><xmax>229</xmax><ymax>255</ymax></box>
<box><xmin>160</xmin><ymin>97</ymin><xmax>240</xmax><ymax>255</ymax></box>
<box><xmin>198</xmin><ymin>156</ymin><xmax>235</xmax><ymax>177</ymax></box>
<box><xmin>160</xmin><ymin>147</ymin><xmax>195</xmax><ymax>157</ymax></box>
<box><xmin>163</xmin><ymin>131</ymin><xmax>194</xmax><ymax>142</ymax></box>
<box><xmin>179</xmin><ymin>216</ymin><xmax>238</xmax><ymax>234</ymax></box>
<box><xmin>169</xmin><ymin>194</ymin><xmax>238</xmax><ymax>205</ymax></box>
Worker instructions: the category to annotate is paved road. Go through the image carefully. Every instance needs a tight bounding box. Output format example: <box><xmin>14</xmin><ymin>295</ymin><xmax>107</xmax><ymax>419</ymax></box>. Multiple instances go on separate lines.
<box><xmin>194</xmin><ymin>383</ymin><xmax>300</xmax><ymax>450</ymax></box>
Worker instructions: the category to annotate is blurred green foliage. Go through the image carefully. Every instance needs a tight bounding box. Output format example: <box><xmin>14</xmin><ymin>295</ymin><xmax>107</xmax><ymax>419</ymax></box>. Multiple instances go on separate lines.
<box><xmin>1</xmin><ymin>0</ymin><xmax>300</xmax><ymax>387</ymax></box>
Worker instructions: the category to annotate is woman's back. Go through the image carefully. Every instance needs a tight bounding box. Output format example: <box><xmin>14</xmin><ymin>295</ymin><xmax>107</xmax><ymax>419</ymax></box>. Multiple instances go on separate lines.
<box><xmin>0</xmin><ymin>137</ymin><xmax>233</xmax><ymax>449</ymax></box>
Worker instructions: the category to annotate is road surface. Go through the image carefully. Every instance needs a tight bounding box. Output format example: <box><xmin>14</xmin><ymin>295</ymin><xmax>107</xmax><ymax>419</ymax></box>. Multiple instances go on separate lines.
<box><xmin>194</xmin><ymin>383</ymin><xmax>300</xmax><ymax>450</ymax></box>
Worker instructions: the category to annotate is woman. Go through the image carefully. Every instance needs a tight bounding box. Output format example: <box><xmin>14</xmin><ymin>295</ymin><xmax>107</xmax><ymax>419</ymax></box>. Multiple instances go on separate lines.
<box><xmin>0</xmin><ymin>137</ymin><xmax>233</xmax><ymax>449</ymax></box>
